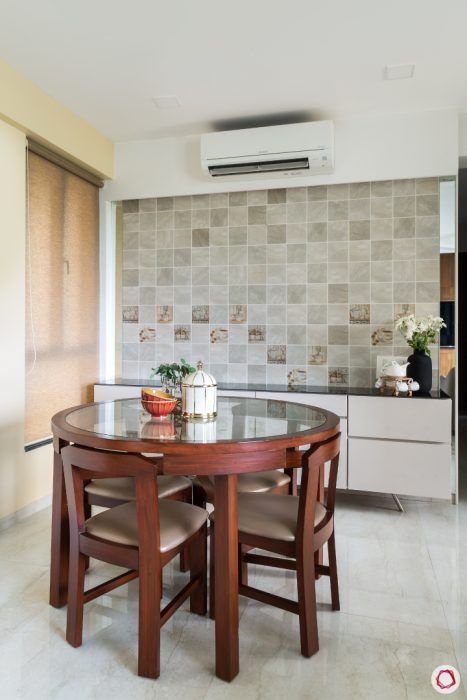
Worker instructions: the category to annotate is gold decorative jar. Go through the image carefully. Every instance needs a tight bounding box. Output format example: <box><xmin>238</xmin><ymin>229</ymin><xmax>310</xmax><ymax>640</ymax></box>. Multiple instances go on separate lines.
<box><xmin>181</xmin><ymin>361</ymin><xmax>217</xmax><ymax>419</ymax></box>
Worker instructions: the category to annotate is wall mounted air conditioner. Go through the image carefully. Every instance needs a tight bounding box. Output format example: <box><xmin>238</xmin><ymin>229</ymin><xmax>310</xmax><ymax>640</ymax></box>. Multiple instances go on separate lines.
<box><xmin>200</xmin><ymin>121</ymin><xmax>334</xmax><ymax>179</ymax></box>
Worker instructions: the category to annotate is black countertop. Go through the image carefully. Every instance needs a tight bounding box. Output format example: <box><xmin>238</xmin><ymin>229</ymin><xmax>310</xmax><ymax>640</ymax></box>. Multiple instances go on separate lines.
<box><xmin>96</xmin><ymin>379</ymin><xmax>449</xmax><ymax>400</ymax></box>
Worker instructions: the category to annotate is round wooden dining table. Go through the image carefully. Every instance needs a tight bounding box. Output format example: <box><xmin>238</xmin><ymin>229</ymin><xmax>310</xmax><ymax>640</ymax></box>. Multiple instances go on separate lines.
<box><xmin>50</xmin><ymin>395</ymin><xmax>339</xmax><ymax>681</ymax></box>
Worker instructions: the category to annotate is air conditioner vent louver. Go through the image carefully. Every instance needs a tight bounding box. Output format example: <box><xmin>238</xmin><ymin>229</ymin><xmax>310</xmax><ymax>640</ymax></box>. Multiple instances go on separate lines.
<box><xmin>201</xmin><ymin>121</ymin><xmax>334</xmax><ymax>180</ymax></box>
<box><xmin>208</xmin><ymin>157</ymin><xmax>310</xmax><ymax>177</ymax></box>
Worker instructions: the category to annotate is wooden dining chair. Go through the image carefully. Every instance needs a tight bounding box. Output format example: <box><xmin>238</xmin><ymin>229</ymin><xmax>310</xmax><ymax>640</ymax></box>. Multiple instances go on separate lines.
<box><xmin>193</xmin><ymin>469</ymin><xmax>292</xmax><ymax>509</ymax></box>
<box><xmin>209</xmin><ymin>433</ymin><xmax>340</xmax><ymax>658</ymax></box>
<box><xmin>84</xmin><ymin>463</ymin><xmax>193</xmax><ymax>571</ymax></box>
<box><xmin>61</xmin><ymin>445</ymin><xmax>207</xmax><ymax>679</ymax></box>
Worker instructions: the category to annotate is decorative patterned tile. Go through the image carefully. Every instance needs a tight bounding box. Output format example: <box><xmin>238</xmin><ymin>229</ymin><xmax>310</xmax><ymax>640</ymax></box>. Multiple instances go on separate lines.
<box><xmin>267</xmin><ymin>345</ymin><xmax>286</xmax><ymax>364</ymax></box>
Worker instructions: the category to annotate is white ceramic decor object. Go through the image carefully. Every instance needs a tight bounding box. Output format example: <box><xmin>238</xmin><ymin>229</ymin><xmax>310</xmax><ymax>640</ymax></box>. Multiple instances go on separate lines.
<box><xmin>182</xmin><ymin>361</ymin><xmax>217</xmax><ymax>418</ymax></box>
<box><xmin>382</xmin><ymin>360</ymin><xmax>409</xmax><ymax>377</ymax></box>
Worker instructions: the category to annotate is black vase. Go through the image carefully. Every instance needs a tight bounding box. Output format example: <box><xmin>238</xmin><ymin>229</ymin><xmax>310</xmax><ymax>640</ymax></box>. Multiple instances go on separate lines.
<box><xmin>407</xmin><ymin>350</ymin><xmax>432</xmax><ymax>394</ymax></box>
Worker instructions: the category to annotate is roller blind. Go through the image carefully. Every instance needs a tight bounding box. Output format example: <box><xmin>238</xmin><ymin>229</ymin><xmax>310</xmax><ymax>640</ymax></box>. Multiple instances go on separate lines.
<box><xmin>25</xmin><ymin>149</ymin><xmax>99</xmax><ymax>444</ymax></box>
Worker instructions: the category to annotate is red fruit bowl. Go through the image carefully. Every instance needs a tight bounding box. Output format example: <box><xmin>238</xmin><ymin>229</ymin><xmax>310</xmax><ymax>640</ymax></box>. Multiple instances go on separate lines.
<box><xmin>141</xmin><ymin>388</ymin><xmax>177</xmax><ymax>417</ymax></box>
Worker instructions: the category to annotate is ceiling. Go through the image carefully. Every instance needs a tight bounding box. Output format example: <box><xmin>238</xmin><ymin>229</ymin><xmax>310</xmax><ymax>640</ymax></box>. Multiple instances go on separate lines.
<box><xmin>1</xmin><ymin>0</ymin><xmax>467</xmax><ymax>142</ymax></box>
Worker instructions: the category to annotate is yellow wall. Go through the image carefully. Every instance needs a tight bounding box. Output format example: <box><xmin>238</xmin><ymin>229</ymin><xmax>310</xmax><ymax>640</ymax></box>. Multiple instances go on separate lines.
<box><xmin>0</xmin><ymin>61</ymin><xmax>114</xmax><ymax>523</ymax></box>
<box><xmin>0</xmin><ymin>120</ymin><xmax>53</xmax><ymax>522</ymax></box>
<box><xmin>0</xmin><ymin>59</ymin><xmax>114</xmax><ymax>179</ymax></box>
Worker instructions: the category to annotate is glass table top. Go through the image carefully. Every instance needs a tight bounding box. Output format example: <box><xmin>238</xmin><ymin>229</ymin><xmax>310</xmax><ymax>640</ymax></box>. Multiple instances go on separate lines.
<box><xmin>65</xmin><ymin>397</ymin><xmax>328</xmax><ymax>444</ymax></box>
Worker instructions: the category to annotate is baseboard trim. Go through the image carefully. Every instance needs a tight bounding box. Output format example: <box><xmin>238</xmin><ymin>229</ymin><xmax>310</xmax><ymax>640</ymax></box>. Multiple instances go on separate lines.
<box><xmin>0</xmin><ymin>493</ymin><xmax>52</xmax><ymax>531</ymax></box>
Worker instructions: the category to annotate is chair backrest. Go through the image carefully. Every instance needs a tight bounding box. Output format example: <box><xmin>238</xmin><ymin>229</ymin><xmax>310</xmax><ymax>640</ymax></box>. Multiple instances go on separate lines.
<box><xmin>61</xmin><ymin>445</ymin><xmax>162</xmax><ymax>549</ymax></box>
<box><xmin>296</xmin><ymin>433</ymin><xmax>341</xmax><ymax>550</ymax></box>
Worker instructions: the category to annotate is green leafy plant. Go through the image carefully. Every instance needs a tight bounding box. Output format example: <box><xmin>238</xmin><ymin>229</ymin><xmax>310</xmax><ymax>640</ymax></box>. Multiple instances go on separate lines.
<box><xmin>395</xmin><ymin>314</ymin><xmax>445</xmax><ymax>356</ymax></box>
<box><xmin>150</xmin><ymin>358</ymin><xmax>196</xmax><ymax>391</ymax></box>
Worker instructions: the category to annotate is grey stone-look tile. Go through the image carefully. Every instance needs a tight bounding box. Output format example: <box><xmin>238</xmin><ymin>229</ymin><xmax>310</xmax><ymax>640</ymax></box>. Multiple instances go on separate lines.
<box><xmin>307</xmin><ymin>304</ymin><xmax>327</xmax><ymax>324</ymax></box>
<box><xmin>174</xmin><ymin>267</ymin><xmax>191</xmax><ymax>286</ymax></box>
<box><xmin>328</xmin><ymin>184</ymin><xmax>349</xmax><ymax>200</ymax></box>
<box><xmin>267</xmin><ymin>224</ymin><xmax>286</xmax><ymax>244</ymax></box>
<box><xmin>394</xmin><ymin>282</ymin><xmax>415</xmax><ymax>302</ymax></box>
<box><xmin>157</xmin><ymin>211</ymin><xmax>174</xmax><ymax>229</ymax></box>
<box><xmin>416</xmin><ymin>238</ymin><xmax>439</xmax><ymax>259</ymax></box>
<box><xmin>371</xmin><ymin>303</ymin><xmax>393</xmax><ymax>324</ymax></box>
<box><xmin>247</xmin><ymin>264</ymin><xmax>266</xmax><ymax>285</ymax></box>
<box><xmin>416</xmin><ymin>195</ymin><xmax>439</xmax><ymax>216</ymax></box>
<box><xmin>307</xmin><ymin>242</ymin><xmax>328</xmax><ymax>263</ymax></box>
<box><xmin>122</xmin><ymin>199</ymin><xmax>139</xmax><ymax>213</ymax></box>
<box><xmin>267</xmin><ymin>188</ymin><xmax>286</xmax><ymax>204</ymax></box>
<box><xmin>210</xmin><ymin>193</ymin><xmax>229</xmax><ymax>208</ymax></box>
<box><xmin>394</xmin><ymin>217</ymin><xmax>415</xmax><ymax>239</ymax></box>
<box><xmin>157</xmin><ymin>196</ymin><xmax>174</xmax><ymax>211</ymax></box>
<box><xmin>371</xmin><ymin>261</ymin><xmax>392</xmax><ymax>282</ymax></box>
<box><xmin>416</xmin><ymin>259</ymin><xmax>439</xmax><ymax>281</ymax></box>
<box><xmin>328</xmin><ymin>284</ymin><xmax>348</xmax><ymax>303</ymax></box>
<box><xmin>266</xmin><ymin>203</ymin><xmax>286</xmax><ymax>224</ymax></box>
<box><xmin>415</xmin><ymin>177</ymin><xmax>438</xmax><ymax>194</ymax></box>
<box><xmin>192</xmin><ymin>209</ymin><xmax>210</xmax><ymax>228</ymax></box>
<box><xmin>248</xmin><ymin>245</ymin><xmax>267</xmax><ymax>265</ymax></box>
<box><xmin>416</xmin><ymin>282</ymin><xmax>439</xmax><ymax>303</ymax></box>
<box><xmin>287</xmin><ymin>243</ymin><xmax>306</xmax><ymax>263</ymax></box>
<box><xmin>287</xmin><ymin>326</ymin><xmax>305</xmax><ymax>344</ymax></box>
<box><xmin>371</xmin><ymin>180</ymin><xmax>393</xmax><ymax>197</ymax></box>
<box><xmin>123</xmin><ymin>231</ymin><xmax>139</xmax><ymax>250</ymax></box>
<box><xmin>349</xmin><ymin>283</ymin><xmax>370</xmax><ymax>302</ymax></box>
<box><xmin>350</xmin><ymin>220</ymin><xmax>370</xmax><ymax>240</ymax></box>
<box><xmin>371</xmin><ymin>240</ymin><xmax>393</xmax><ymax>261</ymax></box>
<box><xmin>248</xmin><ymin>285</ymin><xmax>267</xmax><ymax>304</ymax></box>
<box><xmin>328</xmin><ymin>241</ymin><xmax>348</xmax><ymax>262</ymax></box>
<box><xmin>328</xmin><ymin>221</ymin><xmax>348</xmax><ymax>241</ymax></box>
<box><xmin>393</xmin><ymin>260</ymin><xmax>415</xmax><ymax>282</ymax></box>
<box><xmin>174</xmin><ymin>210</ymin><xmax>191</xmax><ymax>229</ymax></box>
<box><xmin>308</xmin><ymin>201</ymin><xmax>327</xmax><ymax>222</ymax></box>
<box><xmin>229</xmin><ymin>206</ymin><xmax>247</xmax><ymax>227</ymax></box>
<box><xmin>285</xmin><ymin>283</ymin><xmax>305</xmax><ymax>304</ymax></box>
<box><xmin>328</xmin><ymin>262</ymin><xmax>349</xmax><ymax>284</ymax></box>
<box><xmin>349</xmin><ymin>182</ymin><xmax>370</xmax><ymax>198</ymax></box>
<box><xmin>393</xmin><ymin>179</ymin><xmax>415</xmax><ymax>195</ymax></box>
<box><xmin>349</xmin><ymin>240</ymin><xmax>370</xmax><ymax>261</ymax></box>
<box><xmin>211</xmin><ymin>208</ymin><xmax>228</xmax><ymax>227</ymax></box>
<box><xmin>349</xmin><ymin>345</ymin><xmax>371</xmax><ymax>366</ymax></box>
<box><xmin>371</xmin><ymin>197</ymin><xmax>392</xmax><ymax>219</ymax></box>
<box><xmin>307</xmin><ymin>222</ymin><xmax>327</xmax><ymax>242</ymax></box>
<box><xmin>415</xmin><ymin>216</ymin><xmax>439</xmax><ymax>238</ymax></box>
<box><xmin>247</xmin><ymin>225</ymin><xmax>267</xmax><ymax>245</ymax></box>
<box><xmin>328</xmin><ymin>200</ymin><xmax>349</xmax><ymax>221</ymax></box>
<box><xmin>287</xmin><ymin>187</ymin><xmax>306</xmax><ymax>202</ymax></box>
<box><xmin>229</xmin><ymin>226</ymin><xmax>247</xmax><ymax>246</ymax></box>
<box><xmin>307</xmin><ymin>185</ymin><xmax>327</xmax><ymax>200</ymax></box>
<box><xmin>370</xmin><ymin>218</ymin><xmax>393</xmax><ymax>240</ymax></box>
<box><xmin>393</xmin><ymin>196</ymin><xmax>415</xmax><ymax>218</ymax></box>
<box><xmin>327</xmin><ymin>303</ymin><xmax>348</xmax><ymax>324</ymax></box>
<box><xmin>229</xmin><ymin>191</ymin><xmax>247</xmax><ymax>206</ymax></box>
<box><xmin>350</xmin><ymin>261</ymin><xmax>370</xmax><ymax>283</ymax></box>
<box><xmin>371</xmin><ymin>283</ymin><xmax>392</xmax><ymax>303</ymax></box>
<box><xmin>287</xmin><ymin>203</ymin><xmax>307</xmax><ymax>223</ymax></box>
<box><xmin>123</xmin><ymin>269</ymin><xmax>139</xmax><ymax>287</ymax></box>
<box><xmin>209</xmin><ymin>246</ymin><xmax>228</xmax><ymax>266</ymax></box>
<box><xmin>248</xmin><ymin>205</ymin><xmax>266</xmax><ymax>225</ymax></box>
<box><xmin>192</xmin><ymin>228</ymin><xmax>209</xmax><ymax>247</ymax></box>
<box><xmin>156</xmin><ymin>249</ymin><xmax>173</xmax><ymax>267</ymax></box>
<box><xmin>247</xmin><ymin>190</ymin><xmax>267</xmax><ymax>205</ymax></box>
<box><xmin>156</xmin><ymin>268</ymin><xmax>173</xmax><ymax>286</ymax></box>
<box><xmin>328</xmin><ymin>325</ymin><xmax>349</xmax><ymax>345</ymax></box>
<box><xmin>286</xmin><ymin>223</ymin><xmax>307</xmax><ymax>243</ymax></box>
<box><xmin>308</xmin><ymin>263</ymin><xmax>327</xmax><ymax>283</ymax></box>
<box><xmin>349</xmin><ymin>199</ymin><xmax>370</xmax><ymax>221</ymax></box>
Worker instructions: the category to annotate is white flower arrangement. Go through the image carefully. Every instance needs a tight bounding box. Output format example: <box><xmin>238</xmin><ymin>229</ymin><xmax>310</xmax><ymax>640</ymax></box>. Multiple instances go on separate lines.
<box><xmin>395</xmin><ymin>314</ymin><xmax>445</xmax><ymax>356</ymax></box>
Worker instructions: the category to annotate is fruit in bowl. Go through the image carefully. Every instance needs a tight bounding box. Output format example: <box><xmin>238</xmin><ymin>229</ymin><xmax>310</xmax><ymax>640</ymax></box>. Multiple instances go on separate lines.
<box><xmin>141</xmin><ymin>388</ymin><xmax>177</xmax><ymax>417</ymax></box>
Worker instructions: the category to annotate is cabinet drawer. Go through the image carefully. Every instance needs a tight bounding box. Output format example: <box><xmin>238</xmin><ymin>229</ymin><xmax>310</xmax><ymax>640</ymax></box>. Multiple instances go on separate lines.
<box><xmin>94</xmin><ymin>384</ymin><xmax>141</xmax><ymax>401</ymax></box>
<box><xmin>255</xmin><ymin>391</ymin><xmax>347</xmax><ymax>417</ymax></box>
<box><xmin>348</xmin><ymin>437</ymin><xmax>451</xmax><ymax>499</ymax></box>
<box><xmin>349</xmin><ymin>395</ymin><xmax>451</xmax><ymax>443</ymax></box>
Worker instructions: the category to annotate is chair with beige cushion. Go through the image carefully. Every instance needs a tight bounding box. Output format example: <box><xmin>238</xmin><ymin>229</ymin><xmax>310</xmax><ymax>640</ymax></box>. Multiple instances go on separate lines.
<box><xmin>209</xmin><ymin>434</ymin><xmax>341</xmax><ymax>658</ymax></box>
<box><xmin>62</xmin><ymin>445</ymin><xmax>207</xmax><ymax>679</ymax></box>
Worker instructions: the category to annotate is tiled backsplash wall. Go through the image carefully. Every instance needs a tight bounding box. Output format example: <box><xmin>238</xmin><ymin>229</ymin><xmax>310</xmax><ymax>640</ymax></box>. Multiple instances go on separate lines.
<box><xmin>120</xmin><ymin>178</ymin><xmax>442</xmax><ymax>387</ymax></box>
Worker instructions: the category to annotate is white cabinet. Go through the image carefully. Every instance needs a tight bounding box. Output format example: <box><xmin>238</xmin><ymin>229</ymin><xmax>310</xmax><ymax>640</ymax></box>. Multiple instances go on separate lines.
<box><xmin>349</xmin><ymin>395</ymin><xmax>451</xmax><ymax>444</ymax></box>
<box><xmin>348</xmin><ymin>395</ymin><xmax>452</xmax><ymax>500</ymax></box>
<box><xmin>255</xmin><ymin>391</ymin><xmax>347</xmax><ymax>417</ymax></box>
<box><xmin>348</xmin><ymin>438</ymin><xmax>452</xmax><ymax>500</ymax></box>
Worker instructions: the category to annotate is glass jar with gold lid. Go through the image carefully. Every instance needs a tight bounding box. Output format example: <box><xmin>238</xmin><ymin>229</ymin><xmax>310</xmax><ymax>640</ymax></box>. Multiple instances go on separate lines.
<box><xmin>181</xmin><ymin>361</ymin><xmax>217</xmax><ymax>419</ymax></box>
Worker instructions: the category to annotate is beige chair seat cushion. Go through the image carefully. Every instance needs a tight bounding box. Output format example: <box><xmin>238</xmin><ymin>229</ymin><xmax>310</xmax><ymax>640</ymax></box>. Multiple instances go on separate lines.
<box><xmin>194</xmin><ymin>470</ymin><xmax>291</xmax><ymax>501</ymax></box>
<box><xmin>85</xmin><ymin>499</ymin><xmax>207</xmax><ymax>553</ymax></box>
<box><xmin>211</xmin><ymin>493</ymin><xmax>326</xmax><ymax>542</ymax></box>
<box><xmin>84</xmin><ymin>475</ymin><xmax>191</xmax><ymax>502</ymax></box>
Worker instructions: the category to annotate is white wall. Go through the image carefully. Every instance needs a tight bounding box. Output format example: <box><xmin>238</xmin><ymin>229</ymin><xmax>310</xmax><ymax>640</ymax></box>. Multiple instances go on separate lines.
<box><xmin>0</xmin><ymin>119</ymin><xmax>52</xmax><ymax>524</ymax></box>
<box><xmin>103</xmin><ymin>109</ymin><xmax>459</xmax><ymax>202</ymax></box>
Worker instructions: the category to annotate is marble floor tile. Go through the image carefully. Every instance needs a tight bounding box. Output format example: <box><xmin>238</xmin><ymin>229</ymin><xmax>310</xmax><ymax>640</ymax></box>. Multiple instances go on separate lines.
<box><xmin>1</xmin><ymin>479</ymin><xmax>467</xmax><ymax>698</ymax></box>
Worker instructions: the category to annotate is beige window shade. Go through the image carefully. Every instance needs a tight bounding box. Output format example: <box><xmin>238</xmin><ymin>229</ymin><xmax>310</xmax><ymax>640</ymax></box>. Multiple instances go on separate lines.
<box><xmin>25</xmin><ymin>150</ymin><xmax>99</xmax><ymax>444</ymax></box>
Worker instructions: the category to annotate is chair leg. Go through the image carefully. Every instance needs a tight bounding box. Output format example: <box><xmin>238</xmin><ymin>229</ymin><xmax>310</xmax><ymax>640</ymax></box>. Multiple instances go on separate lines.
<box><xmin>327</xmin><ymin>532</ymin><xmax>340</xmax><ymax>611</ymax></box>
<box><xmin>296</xmin><ymin>552</ymin><xmax>319</xmax><ymax>658</ymax></box>
<box><xmin>209</xmin><ymin>522</ymin><xmax>215</xmax><ymax>620</ymax></box>
<box><xmin>193</xmin><ymin>484</ymin><xmax>207</xmax><ymax>509</ymax></box>
<box><xmin>179</xmin><ymin>548</ymin><xmax>190</xmax><ymax>573</ymax></box>
<box><xmin>189</xmin><ymin>524</ymin><xmax>207</xmax><ymax>615</ymax></box>
<box><xmin>66</xmin><ymin>547</ymin><xmax>86</xmax><ymax>648</ymax></box>
<box><xmin>83</xmin><ymin>502</ymin><xmax>91</xmax><ymax>571</ymax></box>
<box><xmin>238</xmin><ymin>543</ymin><xmax>248</xmax><ymax>587</ymax></box>
<box><xmin>138</xmin><ymin>558</ymin><xmax>161</xmax><ymax>678</ymax></box>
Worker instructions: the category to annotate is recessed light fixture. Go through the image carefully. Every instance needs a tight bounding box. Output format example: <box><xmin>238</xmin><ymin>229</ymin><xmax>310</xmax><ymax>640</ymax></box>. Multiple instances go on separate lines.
<box><xmin>383</xmin><ymin>64</ymin><xmax>415</xmax><ymax>81</ymax></box>
<box><xmin>152</xmin><ymin>95</ymin><xmax>181</xmax><ymax>109</ymax></box>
